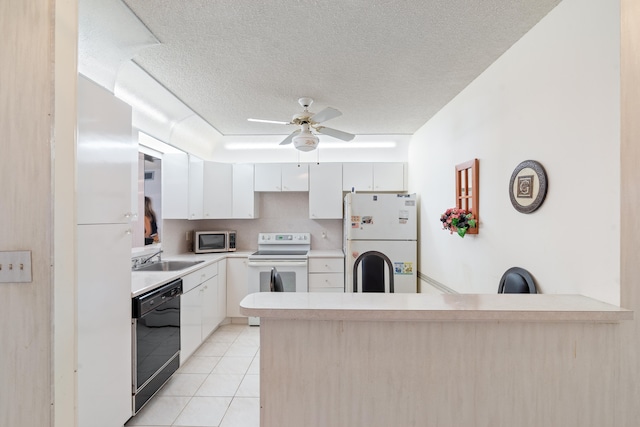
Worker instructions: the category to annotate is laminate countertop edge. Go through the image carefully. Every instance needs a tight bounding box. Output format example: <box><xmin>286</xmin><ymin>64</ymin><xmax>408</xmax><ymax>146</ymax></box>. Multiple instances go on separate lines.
<box><xmin>239</xmin><ymin>292</ymin><xmax>633</xmax><ymax>323</ymax></box>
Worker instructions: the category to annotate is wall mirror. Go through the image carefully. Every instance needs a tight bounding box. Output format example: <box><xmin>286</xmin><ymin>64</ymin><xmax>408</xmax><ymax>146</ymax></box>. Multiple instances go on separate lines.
<box><xmin>143</xmin><ymin>153</ymin><xmax>162</xmax><ymax>245</ymax></box>
<box><xmin>133</xmin><ymin>149</ymin><xmax>162</xmax><ymax>248</ymax></box>
<box><xmin>455</xmin><ymin>159</ymin><xmax>479</xmax><ymax>234</ymax></box>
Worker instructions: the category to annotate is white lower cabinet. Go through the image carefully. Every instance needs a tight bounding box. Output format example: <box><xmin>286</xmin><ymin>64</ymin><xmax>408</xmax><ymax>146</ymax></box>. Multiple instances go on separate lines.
<box><xmin>181</xmin><ymin>284</ymin><xmax>203</xmax><ymax>363</ymax></box>
<box><xmin>200</xmin><ymin>276</ymin><xmax>219</xmax><ymax>340</ymax></box>
<box><xmin>78</xmin><ymin>224</ymin><xmax>132</xmax><ymax>427</ymax></box>
<box><xmin>308</xmin><ymin>256</ymin><xmax>345</xmax><ymax>292</ymax></box>
<box><xmin>226</xmin><ymin>257</ymin><xmax>249</xmax><ymax>318</ymax></box>
<box><xmin>216</xmin><ymin>260</ymin><xmax>227</xmax><ymax>326</ymax></box>
<box><xmin>180</xmin><ymin>261</ymin><xmax>222</xmax><ymax>364</ymax></box>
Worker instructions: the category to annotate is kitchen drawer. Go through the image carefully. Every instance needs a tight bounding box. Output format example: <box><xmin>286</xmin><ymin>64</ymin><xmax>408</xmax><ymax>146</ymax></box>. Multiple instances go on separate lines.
<box><xmin>309</xmin><ymin>272</ymin><xmax>344</xmax><ymax>291</ymax></box>
<box><xmin>182</xmin><ymin>262</ymin><xmax>218</xmax><ymax>293</ymax></box>
<box><xmin>309</xmin><ymin>257</ymin><xmax>344</xmax><ymax>273</ymax></box>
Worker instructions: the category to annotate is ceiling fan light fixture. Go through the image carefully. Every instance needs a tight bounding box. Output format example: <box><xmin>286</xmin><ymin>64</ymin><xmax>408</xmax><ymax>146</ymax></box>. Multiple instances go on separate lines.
<box><xmin>292</xmin><ymin>131</ymin><xmax>319</xmax><ymax>151</ymax></box>
<box><xmin>292</xmin><ymin>123</ymin><xmax>319</xmax><ymax>151</ymax></box>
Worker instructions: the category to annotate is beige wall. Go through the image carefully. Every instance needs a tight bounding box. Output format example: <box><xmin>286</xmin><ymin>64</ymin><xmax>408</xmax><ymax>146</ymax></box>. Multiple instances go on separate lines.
<box><xmin>1</xmin><ymin>1</ymin><xmax>54</xmax><ymax>425</ymax></box>
<box><xmin>54</xmin><ymin>0</ymin><xmax>79</xmax><ymax>425</ymax></box>
<box><xmin>620</xmin><ymin>0</ymin><xmax>640</xmax><ymax>422</ymax></box>
<box><xmin>0</xmin><ymin>0</ymin><xmax>77</xmax><ymax>426</ymax></box>
<box><xmin>0</xmin><ymin>1</ymin><xmax>55</xmax><ymax>425</ymax></box>
<box><xmin>408</xmin><ymin>0</ymin><xmax>621</xmax><ymax>304</ymax></box>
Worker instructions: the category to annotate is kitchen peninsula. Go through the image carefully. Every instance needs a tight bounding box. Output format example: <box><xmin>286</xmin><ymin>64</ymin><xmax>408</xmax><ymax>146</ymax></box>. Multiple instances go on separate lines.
<box><xmin>241</xmin><ymin>292</ymin><xmax>632</xmax><ymax>427</ymax></box>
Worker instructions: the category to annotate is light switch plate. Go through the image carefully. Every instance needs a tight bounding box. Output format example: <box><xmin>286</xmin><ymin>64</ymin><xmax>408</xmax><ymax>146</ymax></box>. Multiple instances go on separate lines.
<box><xmin>0</xmin><ymin>251</ymin><xmax>32</xmax><ymax>283</ymax></box>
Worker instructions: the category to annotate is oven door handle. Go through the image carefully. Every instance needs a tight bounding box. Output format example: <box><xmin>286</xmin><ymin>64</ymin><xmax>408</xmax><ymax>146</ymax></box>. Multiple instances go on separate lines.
<box><xmin>247</xmin><ymin>260</ymin><xmax>308</xmax><ymax>267</ymax></box>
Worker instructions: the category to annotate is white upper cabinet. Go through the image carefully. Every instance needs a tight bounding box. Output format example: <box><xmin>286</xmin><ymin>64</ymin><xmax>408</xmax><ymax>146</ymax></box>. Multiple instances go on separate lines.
<box><xmin>373</xmin><ymin>162</ymin><xmax>406</xmax><ymax>191</ymax></box>
<box><xmin>203</xmin><ymin>162</ymin><xmax>233</xmax><ymax>219</ymax></box>
<box><xmin>188</xmin><ymin>155</ymin><xmax>204</xmax><ymax>220</ymax></box>
<box><xmin>309</xmin><ymin>163</ymin><xmax>343</xmax><ymax>219</ymax></box>
<box><xmin>232</xmin><ymin>163</ymin><xmax>259</xmax><ymax>218</ymax></box>
<box><xmin>254</xmin><ymin>163</ymin><xmax>309</xmax><ymax>192</ymax></box>
<box><xmin>342</xmin><ymin>162</ymin><xmax>406</xmax><ymax>192</ymax></box>
<box><xmin>77</xmin><ymin>75</ymin><xmax>136</xmax><ymax>225</ymax></box>
<box><xmin>254</xmin><ymin>163</ymin><xmax>281</xmax><ymax>191</ymax></box>
<box><xmin>342</xmin><ymin>163</ymin><xmax>373</xmax><ymax>192</ymax></box>
<box><xmin>162</xmin><ymin>152</ymin><xmax>189</xmax><ymax>219</ymax></box>
<box><xmin>281</xmin><ymin>163</ymin><xmax>309</xmax><ymax>191</ymax></box>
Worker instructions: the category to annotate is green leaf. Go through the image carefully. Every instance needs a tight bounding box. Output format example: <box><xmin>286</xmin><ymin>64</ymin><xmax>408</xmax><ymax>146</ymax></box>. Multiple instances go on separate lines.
<box><xmin>468</xmin><ymin>219</ymin><xmax>477</xmax><ymax>228</ymax></box>
<box><xmin>457</xmin><ymin>227</ymin><xmax>466</xmax><ymax>238</ymax></box>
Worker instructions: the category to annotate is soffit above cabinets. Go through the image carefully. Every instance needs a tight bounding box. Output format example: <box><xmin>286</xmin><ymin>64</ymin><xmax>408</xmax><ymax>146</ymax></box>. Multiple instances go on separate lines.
<box><xmin>79</xmin><ymin>0</ymin><xmax>562</xmax><ymax>153</ymax></box>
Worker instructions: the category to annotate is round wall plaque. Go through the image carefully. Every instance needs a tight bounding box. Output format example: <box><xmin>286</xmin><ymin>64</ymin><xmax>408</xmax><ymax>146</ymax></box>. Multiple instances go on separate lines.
<box><xmin>508</xmin><ymin>160</ymin><xmax>547</xmax><ymax>214</ymax></box>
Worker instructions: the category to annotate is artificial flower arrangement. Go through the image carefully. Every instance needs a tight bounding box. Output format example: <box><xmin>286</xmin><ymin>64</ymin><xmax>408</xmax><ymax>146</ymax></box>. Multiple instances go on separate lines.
<box><xmin>440</xmin><ymin>208</ymin><xmax>477</xmax><ymax>238</ymax></box>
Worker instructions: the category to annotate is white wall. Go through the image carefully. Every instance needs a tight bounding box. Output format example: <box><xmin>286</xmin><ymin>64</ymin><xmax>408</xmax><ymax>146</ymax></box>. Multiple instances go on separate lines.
<box><xmin>408</xmin><ymin>0</ymin><xmax>620</xmax><ymax>304</ymax></box>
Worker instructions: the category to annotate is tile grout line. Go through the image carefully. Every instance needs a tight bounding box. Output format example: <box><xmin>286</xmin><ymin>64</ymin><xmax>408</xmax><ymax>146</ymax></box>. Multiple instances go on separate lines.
<box><xmin>217</xmin><ymin>328</ymin><xmax>257</xmax><ymax>427</ymax></box>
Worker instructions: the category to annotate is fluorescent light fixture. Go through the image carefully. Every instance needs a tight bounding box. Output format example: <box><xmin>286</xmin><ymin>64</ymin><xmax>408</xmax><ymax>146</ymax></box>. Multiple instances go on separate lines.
<box><xmin>225</xmin><ymin>140</ymin><xmax>397</xmax><ymax>150</ymax></box>
<box><xmin>138</xmin><ymin>132</ymin><xmax>185</xmax><ymax>154</ymax></box>
<box><xmin>247</xmin><ymin>118</ymin><xmax>290</xmax><ymax>125</ymax></box>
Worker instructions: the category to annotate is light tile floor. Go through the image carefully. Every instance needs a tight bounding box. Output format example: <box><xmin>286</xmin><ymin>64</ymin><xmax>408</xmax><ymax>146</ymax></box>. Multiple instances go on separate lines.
<box><xmin>126</xmin><ymin>324</ymin><xmax>260</xmax><ymax>427</ymax></box>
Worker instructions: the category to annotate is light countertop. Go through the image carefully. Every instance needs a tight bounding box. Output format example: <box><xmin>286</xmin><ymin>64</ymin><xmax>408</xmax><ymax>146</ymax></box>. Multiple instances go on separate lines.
<box><xmin>240</xmin><ymin>292</ymin><xmax>633</xmax><ymax>323</ymax></box>
<box><xmin>131</xmin><ymin>251</ymin><xmax>252</xmax><ymax>297</ymax></box>
<box><xmin>131</xmin><ymin>249</ymin><xmax>344</xmax><ymax>297</ymax></box>
<box><xmin>307</xmin><ymin>249</ymin><xmax>344</xmax><ymax>258</ymax></box>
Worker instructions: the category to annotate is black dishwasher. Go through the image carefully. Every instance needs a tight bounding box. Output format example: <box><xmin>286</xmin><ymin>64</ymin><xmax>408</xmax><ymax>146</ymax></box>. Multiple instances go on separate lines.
<box><xmin>131</xmin><ymin>278</ymin><xmax>182</xmax><ymax>414</ymax></box>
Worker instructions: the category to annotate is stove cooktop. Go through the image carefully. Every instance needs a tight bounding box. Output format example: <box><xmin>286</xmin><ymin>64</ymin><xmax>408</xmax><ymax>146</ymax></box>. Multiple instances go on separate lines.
<box><xmin>252</xmin><ymin>232</ymin><xmax>311</xmax><ymax>259</ymax></box>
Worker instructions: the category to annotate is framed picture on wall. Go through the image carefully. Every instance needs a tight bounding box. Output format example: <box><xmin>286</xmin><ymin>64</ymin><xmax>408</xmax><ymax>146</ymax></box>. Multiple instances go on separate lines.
<box><xmin>509</xmin><ymin>160</ymin><xmax>548</xmax><ymax>214</ymax></box>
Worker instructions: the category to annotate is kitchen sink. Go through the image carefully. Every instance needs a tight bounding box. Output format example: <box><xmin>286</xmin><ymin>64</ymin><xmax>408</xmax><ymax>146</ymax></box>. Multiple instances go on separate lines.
<box><xmin>133</xmin><ymin>260</ymin><xmax>204</xmax><ymax>272</ymax></box>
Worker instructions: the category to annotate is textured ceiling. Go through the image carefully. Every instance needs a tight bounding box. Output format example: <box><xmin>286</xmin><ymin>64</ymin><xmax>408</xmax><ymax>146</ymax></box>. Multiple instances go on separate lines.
<box><xmin>119</xmin><ymin>0</ymin><xmax>562</xmax><ymax>138</ymax></box>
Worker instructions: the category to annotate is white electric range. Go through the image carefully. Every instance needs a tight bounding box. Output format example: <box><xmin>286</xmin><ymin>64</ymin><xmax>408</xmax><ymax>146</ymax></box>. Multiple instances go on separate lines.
<box><xmin>247</xmin><ymin>232</ymin><xmax>310</xmax><ymax>325</ymax></box>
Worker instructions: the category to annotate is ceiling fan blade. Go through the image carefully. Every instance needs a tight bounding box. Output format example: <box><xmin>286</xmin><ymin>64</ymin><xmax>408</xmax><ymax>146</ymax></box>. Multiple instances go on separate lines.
<box><xmin>315</xmin><ymin>126</ymin><xmax>355</xmax><ymax>141</ymax></box>
<box><xmin>279</xmin><ymin>130</ymin><xmax>300</xmax><ymax>145</ymax></box>
<box><xmin>248</xmin><ymin>118</ymin><xmax>290</xmax><ymax>125</ymax></box>
<box><xmin>310</xmin><ymin>107</ymin><xmax>342</xmax><ymax>124</ymax></box>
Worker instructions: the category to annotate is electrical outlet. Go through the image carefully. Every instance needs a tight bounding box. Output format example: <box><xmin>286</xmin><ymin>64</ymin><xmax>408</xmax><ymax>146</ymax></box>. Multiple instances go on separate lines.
<box><xmin>0</xmin><ymin>250</ymin><xmax>32</xmax><ymax>283</ymax></box>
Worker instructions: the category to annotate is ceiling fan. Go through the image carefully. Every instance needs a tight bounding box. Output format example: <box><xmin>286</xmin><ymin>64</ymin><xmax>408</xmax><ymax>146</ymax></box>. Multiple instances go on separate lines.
<box><xmin>248</xmin><ymin>97</ymin><xmax>355</xmax><ymax>151</ymax></box>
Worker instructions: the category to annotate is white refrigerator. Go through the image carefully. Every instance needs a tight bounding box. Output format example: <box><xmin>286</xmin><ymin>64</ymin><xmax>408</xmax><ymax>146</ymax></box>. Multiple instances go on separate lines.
<box><xmin>344</xmin><ymin>193</ymin><xmax>417</xmax><ymax>293</ymax></box>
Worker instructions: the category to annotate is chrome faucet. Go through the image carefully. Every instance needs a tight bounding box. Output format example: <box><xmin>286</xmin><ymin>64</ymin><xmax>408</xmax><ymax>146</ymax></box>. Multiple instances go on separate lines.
<box><xmin>139</xmin><ymin>249</ymin><xmax>163</xmax><ymax>266</ymax></box>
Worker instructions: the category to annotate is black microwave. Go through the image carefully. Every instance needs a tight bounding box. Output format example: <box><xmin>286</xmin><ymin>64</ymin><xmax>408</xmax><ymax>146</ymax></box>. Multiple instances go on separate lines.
<box><xmin>193</xmin><ymin>230</ymin><xmax>237</xmax><ymax>253</ymax></box>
